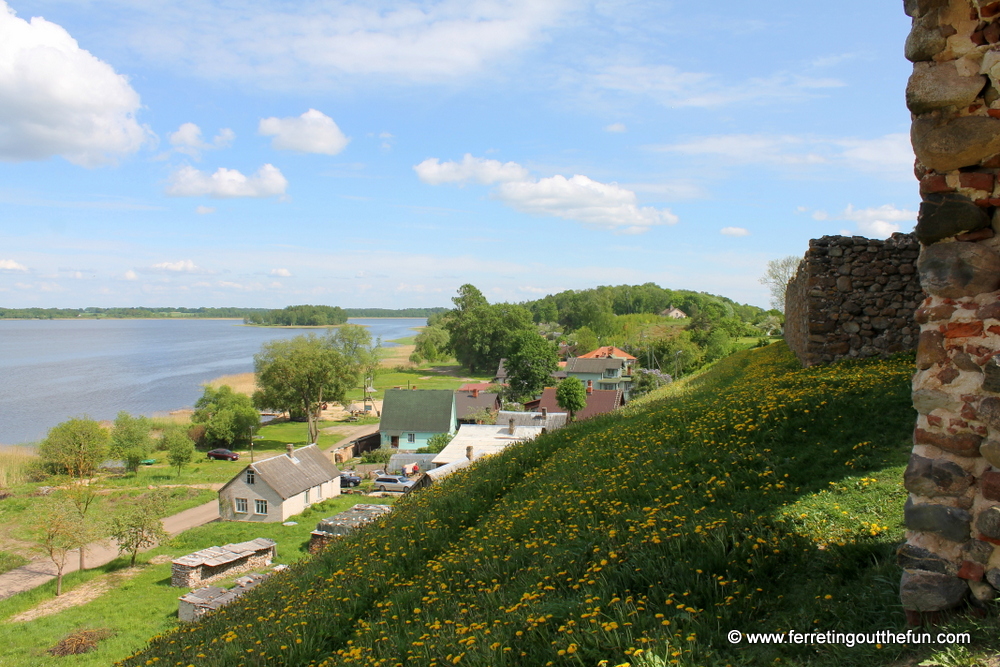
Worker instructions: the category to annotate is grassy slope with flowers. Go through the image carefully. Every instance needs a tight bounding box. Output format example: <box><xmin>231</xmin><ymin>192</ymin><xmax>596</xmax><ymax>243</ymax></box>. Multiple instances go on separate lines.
<box><xmin>121</xmin><ymin>342</ymin><xmax>949</xmax><ymax>667</ymax></box>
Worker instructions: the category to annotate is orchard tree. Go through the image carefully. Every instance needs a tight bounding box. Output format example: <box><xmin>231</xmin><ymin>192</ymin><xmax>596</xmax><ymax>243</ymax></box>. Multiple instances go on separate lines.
<box><xmin>165</xmin><ymin>430</ymin><xmax>196</xmax><ymax>477</ymax></box>
<box><xmin>503</xmin><ymin>331</ymin><xmax>558</xmax><ymax>401</ymax></box>
<box><xmin>555</xmin><ymin>377</ymin><xmax>588</xmax><ymax>422</ymax></box>
<box><xmin>110</xmin><ymin>412</ymin><xmax>153</xmax><ymax>474</ymax></box>
<box><xmin>193</xmin><ymin>385</ymin><xmax>260</xmax><ymax>449</ymax></box>
<box><xmin>39</xmin><ymin>417</ymin><xmax>109</xmax><ymax>480</ymax></box>
<box><xmin>253</xmin><ymin>334</ymin><xmax>359</xmax><ymax>444</ymax></box>
<box><xmin>109</xmin><ymin>493</ymin><xmax>167</xmax><ymax>567</ymax></box>
<box><xmin>29</xmin><ymin>498</ymin><xmax>82</xmax><ymax>596</ymax></box>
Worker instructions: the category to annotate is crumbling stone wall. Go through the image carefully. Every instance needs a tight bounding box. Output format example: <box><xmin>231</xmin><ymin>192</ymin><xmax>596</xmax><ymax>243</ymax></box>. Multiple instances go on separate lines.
<box><xmin>783</xmin><ymin>234</ymin><xmax>923</xmax><ymax>367</ymax></box>
<box><xmin>900</xmin><ymin>0</ymin><xmax>1000</xmax><ymax>620</ymax></box>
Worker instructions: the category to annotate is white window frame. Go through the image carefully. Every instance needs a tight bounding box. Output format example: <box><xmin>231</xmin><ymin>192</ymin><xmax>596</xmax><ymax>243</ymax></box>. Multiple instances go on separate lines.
<box><xmin>235</xmin><ymin>497</ymin><xmax>248</xmax><ymax>513</ymax></box>
<box><xmin>315</xmin><ymin>484</ymin><xmax>323</xmax><ymax>500</ymax></box>
<box><xmin>407</xmin><ymin>433</ymin><xmax>416</xmax><ymax>444</ymax></box>
<box><xmin>254</xmin><ymin>499</ymin><xmax>268</xmax><ymax>515</ymax></box>
<box><xmin>246</xmin><ymin>469</ymin><xmax>255</xmax><ymax>485</ymax></box>
<box><xmin>305</xmin><ymin>487</ymin><xmax>311</xmax><ymax>505</ymax></box>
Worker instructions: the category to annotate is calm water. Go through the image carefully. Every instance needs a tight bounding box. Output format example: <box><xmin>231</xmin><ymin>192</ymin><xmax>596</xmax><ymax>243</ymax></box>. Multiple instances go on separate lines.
<box><xmin>0</xmin><ymin>318</ymin><xmax>424</xmax><ymax>445</ymax></box>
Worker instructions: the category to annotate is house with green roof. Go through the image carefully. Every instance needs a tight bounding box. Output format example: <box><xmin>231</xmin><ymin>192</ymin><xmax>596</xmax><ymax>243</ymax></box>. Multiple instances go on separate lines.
<box><xmin>379</xmin><ymin>389</ymin><xmax>457</xmax><ymax>450</ymax></box>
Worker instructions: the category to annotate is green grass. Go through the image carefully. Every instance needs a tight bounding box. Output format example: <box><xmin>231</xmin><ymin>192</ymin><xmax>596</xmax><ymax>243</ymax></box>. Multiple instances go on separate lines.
<box><xmin>0</xmin><ymin>495</ymin><xmax>393</xmax><ymax>667</ymax></box>
<box><xmin>344</xmin><ymin>366</ymin><xmax>493</xmax><ymax>401</ymax></box>
<box><xmin>0</xmin><ymin>549</ymin><xmax>29</xmax><ymax>574</ymax></box>
<box><xmin>120</xmin><ymin>342</ymin><xmax>965</xmax><ymax>667</ymax></box>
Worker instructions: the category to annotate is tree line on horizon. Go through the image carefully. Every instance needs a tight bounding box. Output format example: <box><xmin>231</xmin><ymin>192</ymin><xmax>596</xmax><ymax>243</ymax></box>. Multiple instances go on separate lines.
<box><xmin>0</xmin><ymin>305</ymin><xmax>448</xmax><ymax>321</ymax></box>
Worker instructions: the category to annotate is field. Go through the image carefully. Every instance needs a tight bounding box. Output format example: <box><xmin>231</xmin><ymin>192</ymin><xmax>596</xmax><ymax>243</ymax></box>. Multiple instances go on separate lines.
<box><xmin>118</xmin><ymin>342</ymin><xmax>991</xmax><ymax>667</ymax></box>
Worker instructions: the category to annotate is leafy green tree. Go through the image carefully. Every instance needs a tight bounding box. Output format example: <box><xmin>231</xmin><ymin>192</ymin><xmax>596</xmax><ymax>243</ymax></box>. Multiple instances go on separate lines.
<box><xmin>165</xmin><ymin>430</ymin><xmax>196</xmax><ymax>478</ymax></box>
<box><xmin>704</xmin><ymin>329</ymin><xmax>734</xmax><ymax>362</ymax></box>
<box><xmin>253</xmin><ymin>334</ymin><xmax>359</xmax><ymax>444</ymax></box>
<box><xmin>630</xmin><ymin>368</ymin><xmax>672</xmax><ymax>399</ymax></box>
<box><xmin>193</xmin><ymin>385</ymin><xmax>260</xmax><ymax>449</ymax></box>
<box><xmin>110</xmin><ymin>412</ymin><xmax>153</xmax><ymax>474</ymax></box>
<box><xmin>572</xmin><ymin>326</ymin><xmax>600</xmax><ymax>356</ymax></box>
<box><xmin>109</xmin><ymin>493</ymin><xmax>168</xmax><ymax>567</ymax></box>
<box><xmin>760</xmin><ymin>256</ymin><xmax>801</xmax><ymax>312</ymax></box>
<box><xmin>556</xmin><ymin>377</ymin><xmax>588</xmax><ymax>422</ymax></box>
<box><xmin>417</xmin><ymin>432</ymin><xmax>454</xmax><ymax>454</ymax></box>
<box><xmin>443</xmin><ymin>285</ymin><xmax>535</xmax><ymax>374</ymax></box>
<box><xmin>64</xmin><ymin>483</ymin><xmax>105</xmax><ymax>570</ymax></box>
<box><xmin>410</xmin><ymin>326</ymin><xmax>450</xmax><ymax>364</ymax></box>
<box><xmin>39</xmin><ymin>417</ymin><xmax>109</xmax><ymax>480</ymax></box>
<box><xmin>503</xmin><ymin>331</ymin><xmax>558</xmax><ymax>401</ymax></box>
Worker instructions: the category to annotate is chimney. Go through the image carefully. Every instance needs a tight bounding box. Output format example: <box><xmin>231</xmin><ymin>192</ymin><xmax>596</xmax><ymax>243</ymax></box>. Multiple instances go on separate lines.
<box><xmin>466</xmin><ymin>445</ymin><xmax>474</xmax><ymax>461</ymax></box>
<box><xmin>508</xmin><ymin>418</ymin><xmax>515</xmax><ymax>435</ymax></box>
<box><xmin>587</xmin><ymin>380</ymin><xmax>593</xmax><ymax>394</ymax></box>
<box><xmin>286</xmin><ymin>444</ymin><xmax>294</xmax><ymax>458</ymax></box>
<box><xmin>541</xmin><ymin>407</ymin><xmax>548</xmax><ymax>418</ymax></box>
<box><xmin>472</xmin><ymin>388</ymin><xmax>479</xmax><ymax>398</ymax></box>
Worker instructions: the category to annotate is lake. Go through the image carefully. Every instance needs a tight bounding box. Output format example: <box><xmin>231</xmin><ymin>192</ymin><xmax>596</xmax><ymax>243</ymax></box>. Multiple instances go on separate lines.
<box><xmin>0</xmin><ymin>318</ymin><xmax>424</xmax><ymax>446</ymax></box>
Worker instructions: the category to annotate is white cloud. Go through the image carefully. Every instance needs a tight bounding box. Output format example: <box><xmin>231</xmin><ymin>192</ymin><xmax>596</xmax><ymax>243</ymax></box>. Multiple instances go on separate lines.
<box><xmin>414</xmin><ymin>154</ymin><xmax>530</xmax><ymax>185</ymax></box>
<box><xmin>720</xmin><ymin>227</ymin><xmax>750</xmax><ymax>237</ymax></box>
<box><xmin>117</xmin><ymin>1</ymin><xmax>572</xmax><ymax>88</ymax></box>
<box><xmin>124</xmin><ymin>269</ymin><xmax>137</xmax><ymax>280</ymax></box>
<box><xmin>258</xmin><ymin>109</ymin><xmax>349</xmax><ymax>155</ymax></box>
<box><xmin>604</xmin><ymin>123</ymin><xmax>627</xmax><ymax>133</ymax></box>
<box><xmin>195</xmin><ymin>205</ymin><xmax>216</xmax><ymax>214</ymax></box>
<box><xmin>495</xmin><ymin>174</ymin><xmax>678</xmax><ymax>234</ymax></box>
<box><xmin>169</xmin><ymin>122</ymin><xmax>234</xmax><ymax>158</ymax></box>
<box><xmin>0</xmin><ymin>1</ymin><xmax>149</xmax><ymax>166</ymax></box>
<box><xmin>270</xmin><ymin>268</ymin><xmax>291</xmax><ymax>277</ymax></box>
<box><xmin>839</xmin><ymin>204</ymin><xmax>916</xmax><ymax>238</ymax></box>
<box><xmin>0</xmin><ymin>259</ymin><xmax>27</xmax><ymax>271</ymax></box>
<box><xmin>650</xmin><ymin>132</ymin><xmax>915</xmax><ymax>180</ymax></box>
<box><xmin>166</xmin><ymin>164</ymin><xmax>288</xmax><ymax>198</ymax></box>
<box><xmin>151</xmin><ymin>259</ymin><xmax>200</xmax><ymax>273</ymax></box>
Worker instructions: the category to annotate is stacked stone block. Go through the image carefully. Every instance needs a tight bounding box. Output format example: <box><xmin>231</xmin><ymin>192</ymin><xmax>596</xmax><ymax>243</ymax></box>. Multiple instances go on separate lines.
<box><xmin>901</xmin><ymin>0</ymin><xmax>1000</xmax><ymax>618</ymax></box>
<box><xmin>783</xmin><ymin>234</ymin><xmax>922</xmax><ymax>367</ymax></box>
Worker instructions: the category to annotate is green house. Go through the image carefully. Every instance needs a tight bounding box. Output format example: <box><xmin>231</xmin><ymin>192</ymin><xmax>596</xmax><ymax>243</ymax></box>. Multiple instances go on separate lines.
<box><xmin>379</xmin><ymin>389</ymin><xmax>457</xmax><ymax>450</ymax></box>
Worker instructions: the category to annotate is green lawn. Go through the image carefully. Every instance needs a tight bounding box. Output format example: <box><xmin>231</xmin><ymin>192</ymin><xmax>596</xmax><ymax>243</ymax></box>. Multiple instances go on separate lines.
<box><xmin>0</xmin><ymin>495</ymin><xmax>394</xmax><ymax>667</ymax></box>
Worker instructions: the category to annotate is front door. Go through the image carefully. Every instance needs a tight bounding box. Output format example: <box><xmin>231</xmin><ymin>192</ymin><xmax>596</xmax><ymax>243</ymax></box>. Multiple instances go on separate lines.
<box><xmin>391</xmin><ymin>435</ymin><xmax>399</xmax><ymax>448</ymax></box>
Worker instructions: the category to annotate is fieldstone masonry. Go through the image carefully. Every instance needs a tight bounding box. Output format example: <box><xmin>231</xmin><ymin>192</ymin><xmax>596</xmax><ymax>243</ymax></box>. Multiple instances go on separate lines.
<box><xmin>899</xmin><ymin>0</ymin><xmax>1000</xmax><ymax>620</ymax></box>
<box><xmin>784</xmin><ymin>234</ymin><xmax>923</xmax><ymax>366</ymax></box>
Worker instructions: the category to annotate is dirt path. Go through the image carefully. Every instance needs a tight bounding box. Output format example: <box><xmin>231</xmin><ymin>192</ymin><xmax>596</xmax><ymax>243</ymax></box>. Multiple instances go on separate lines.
<box><xmin>0</xmin><ymin>487</ymin><xmax>224</xmax><ymax>602</ymax></box>
<box><xmin>7</xmin><ymin>566</ymin><xmax>145</xmax><ymax>623</ymax></box>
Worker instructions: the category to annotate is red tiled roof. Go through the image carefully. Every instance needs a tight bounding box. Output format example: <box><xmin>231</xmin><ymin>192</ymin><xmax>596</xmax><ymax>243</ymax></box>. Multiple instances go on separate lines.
<box><xmin>526</xmin><ymin>387</ymin><xmax>624</xmax><ymax>421</ymax></box>
<box><xmin>577</xmin><ymin>346</ymin><xmax>636</xmax><ymax>360</ymax></box>
<box><xmin>458</xmin><ymin>382</ymin><xmax>494</xmax><ymax>392</ymax></box>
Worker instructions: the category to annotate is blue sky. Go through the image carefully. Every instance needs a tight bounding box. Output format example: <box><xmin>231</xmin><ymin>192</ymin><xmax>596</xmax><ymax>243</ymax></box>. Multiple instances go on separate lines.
<box><xmin>0</xmin><ymin>0</ymin><xmax>916</xmax><ymax>310</ymax></box>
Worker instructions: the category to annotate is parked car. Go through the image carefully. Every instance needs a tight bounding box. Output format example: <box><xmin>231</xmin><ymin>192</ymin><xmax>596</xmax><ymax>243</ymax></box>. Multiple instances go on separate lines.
<box><xmin>206</xmin><ymin>448</ymin><xmax>239</xmax><ymax>461</ymax></box>
<box><xmin>340</xmin><ymin>471</ymin><xmax>362</xmax><ymax>487</ymax></box>
<box><xmin>373</xmin><ymin>475</ymin><xmax>416</xmax><ymax>493</ymax></box>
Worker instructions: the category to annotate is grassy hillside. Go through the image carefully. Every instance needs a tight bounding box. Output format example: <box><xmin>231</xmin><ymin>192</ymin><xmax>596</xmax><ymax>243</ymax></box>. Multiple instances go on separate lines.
<box><xmin>120</xmin><ymin>343</ymin><xmax>956</xmax><ymax>667</ymax></box>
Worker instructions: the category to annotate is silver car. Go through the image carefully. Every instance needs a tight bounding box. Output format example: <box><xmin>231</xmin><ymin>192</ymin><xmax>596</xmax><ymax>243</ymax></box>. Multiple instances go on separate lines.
<box><xmin>373</xmin><ymin>475</ymin><xmax>416</xmax><ymax>493</ymax></box>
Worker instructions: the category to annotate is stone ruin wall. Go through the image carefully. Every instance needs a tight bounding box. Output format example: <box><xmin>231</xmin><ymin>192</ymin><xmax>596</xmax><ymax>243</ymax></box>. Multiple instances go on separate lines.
<box><xmin>784</xmin><ymin>234</ymin><xmax>923</xmax><ymax>367</ymax></box>
<box><xmin>899</xmin><ymin>0</ymin><xmax>1000</xmax><ymax>620</ymax></box>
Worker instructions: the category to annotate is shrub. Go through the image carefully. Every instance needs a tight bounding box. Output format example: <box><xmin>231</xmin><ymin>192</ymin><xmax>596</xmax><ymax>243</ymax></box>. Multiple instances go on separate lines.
<box><xmin>360</xmin><ymin>447</ymin><xmax>394</xmax><ymax>465</ymax></box>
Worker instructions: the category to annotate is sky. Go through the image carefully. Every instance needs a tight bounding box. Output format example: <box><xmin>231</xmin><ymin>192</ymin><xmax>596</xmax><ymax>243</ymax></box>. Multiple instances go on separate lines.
<box><xmin>0</xmin><ymin>0</ymin><xmax>917</xmax><ymax>310</ymax></box>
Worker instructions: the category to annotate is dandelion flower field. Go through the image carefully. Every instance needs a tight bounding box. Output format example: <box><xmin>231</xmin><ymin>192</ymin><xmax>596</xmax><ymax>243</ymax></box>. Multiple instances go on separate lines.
<box><xmin>122</xmin><ymin>343</ymin><xmax>926</xmax><ymax>667</ymax></box>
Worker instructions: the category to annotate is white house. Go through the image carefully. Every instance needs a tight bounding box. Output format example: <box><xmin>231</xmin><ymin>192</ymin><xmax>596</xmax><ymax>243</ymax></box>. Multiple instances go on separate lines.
<box><xmin>218</xmin><ymin>444</ymin><xmax>341</xmax><ymax>523</ymax></box>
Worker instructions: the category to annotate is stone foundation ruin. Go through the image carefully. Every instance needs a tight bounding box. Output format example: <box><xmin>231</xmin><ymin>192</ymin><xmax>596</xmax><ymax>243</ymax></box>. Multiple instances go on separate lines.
<box><xmin>170</xmin><ymin>538</ymin><xmax>277</xmax><ymax>588</ymax></box>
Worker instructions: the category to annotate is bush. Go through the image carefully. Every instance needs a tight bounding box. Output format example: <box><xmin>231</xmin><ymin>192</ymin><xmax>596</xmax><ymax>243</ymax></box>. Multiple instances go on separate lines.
<box><xmin>360</xmin><ymin>447</ymin><xmax>394</xmax><ymax>465</ymax></box>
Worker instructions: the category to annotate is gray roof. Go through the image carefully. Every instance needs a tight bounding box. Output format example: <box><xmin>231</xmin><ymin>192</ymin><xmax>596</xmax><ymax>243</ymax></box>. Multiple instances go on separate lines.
<box><xmin>563</xmin><ymin>357</ymin><xmax>627</xmax><ymax>374</ymax></box>
<box><xmin>243</xmin><ymin>445</ymin><xmax>340</xmax><ymax>500</ymax></box>
<box><xmin>497</xmin><ymin>410</ymin><xmax>568</xmax><ymax>430</ymax></box>
<box><xmin>455</xmin><ymin>390</ymin><xmax>501</xmax><ymax>419</ymax></box>
<box><xmin>314</xmin><ymin>504</ymin><xmax>393</xmax><ymax>536</ymax></box>
<box><xmin>173</xmin><ymin>538</ymin><xmax>277</xmax><ymax>568</ymax></box>
<box><xmin>380</xmin><ymin>389</ymin><xmax>455</xmax><ymax>436</ymax></box>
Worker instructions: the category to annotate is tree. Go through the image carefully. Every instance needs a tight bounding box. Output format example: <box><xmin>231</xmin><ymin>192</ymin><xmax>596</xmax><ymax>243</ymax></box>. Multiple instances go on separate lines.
<box><xmin>253</xmin><ymin>334</ymin><xmax>359</xmax><ymax>444</ymax></box>
<box><xmin>572</xmin><ymin>326</ymin><xmax>600</xmax><ymax>356</ymax></box>
<box><xmin>410</xmin><ymin>326</ymin><xmax>450</xmax><ymax>364</ymax></box>
<box><xmin>417</xmin><ymin>432</ymin><xmax>453</xmax><ymax>454</ymax></box>
<box><xmin>192</xmin><ymin>385</ymin><xmax>260</xmax><ymax>449</ymax></box>
<box><xmin>64</xmin><ymin>482</ymin><xmax>105</xmax><ymax>571</ymax></box>
<box><xmin>443</xmin><ymin>285</ymin><xmax>535</xmax><ymax>373</ymax></box>
<box><xmin>759</xmin><ymin>256</ymin><xmax>801</xmax><ymax>312</ymax></box>
<box><xmin>29</xmin><ymin>498</ymin><xmax>80</xmax><ymax>596</ymax></box>
<box><xmin>108</xmin><ymin>493</ymin><xmax>167</xmax><ymax>567</ymax></box>
<box><xmin>39</xmin><ymin>418</ymin><xmax>109</xmax><ymax>480</ymax></box>
<box><xmin>503</xmin><ymin>331</ymin><xmax>558</xmax><ymax>401</ymax></box>
<box><xmin>555</xmin><ymin>377</ymin><xmax>588</xmax><ymax>422</ymax></box>
<box><xmin>110</xmin><ymin>412</ymin><xmax>153</xmax><ymax>474</ymax></box>
<box><xmin>630</xmin><ymin>368</ymin><xmax>672</xmax><ymax>399</ymax></box>
<box><xmin>165</xmin><ymin>430</ymin><xmax>196</xmax><ymax>477</ymax></box>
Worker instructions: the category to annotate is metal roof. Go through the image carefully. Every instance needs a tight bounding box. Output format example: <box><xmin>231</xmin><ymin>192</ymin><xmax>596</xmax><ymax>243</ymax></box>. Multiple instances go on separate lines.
<box><xmin>432</xmin><ymin>423</ymin><xmax>543</xmax><ymax>466</ymax></box>
<box><xmin>379</xmin><ymin>389</ymin><xmax>455</xmax><ymax>436</ymax></box>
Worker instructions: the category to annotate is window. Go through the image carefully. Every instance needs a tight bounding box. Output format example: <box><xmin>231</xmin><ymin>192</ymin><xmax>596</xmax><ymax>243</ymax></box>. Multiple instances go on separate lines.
<box><xmin>235</xmin><ymin>498</ymin><xmax>248</xmax><ymax>513</ymax></box>
<box><xmin>305</xmin><ymin>487</ymin><xmax>311</xmax><ymax>505</ymax></box>
<box><xmin>599</xmin><ymin>383</ymin><xmax>616</xmax><ymax>391</ymax></box>
<box><xmin>255</xmin><ymin>499</ymin><xmax>268</xmax><ymax>515</ymax></box>
<box><xmin>246</xmin><ymin>469</ymin><xmax>255</xmax><ymax>485</ymax></box>
<box><xmin>407</xmin><ymin>433</ymin><xmax>416</xmax><ymax>444</ymax></box>
<box><xmin>603</xmin><ymin>368</ymin><xmax>619</xmax><ymax>378</ymax></box>
<box><xmin>315</xmin><ymin>484</ymin><xmax>323</xmax><ymax>500</ymax></box>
